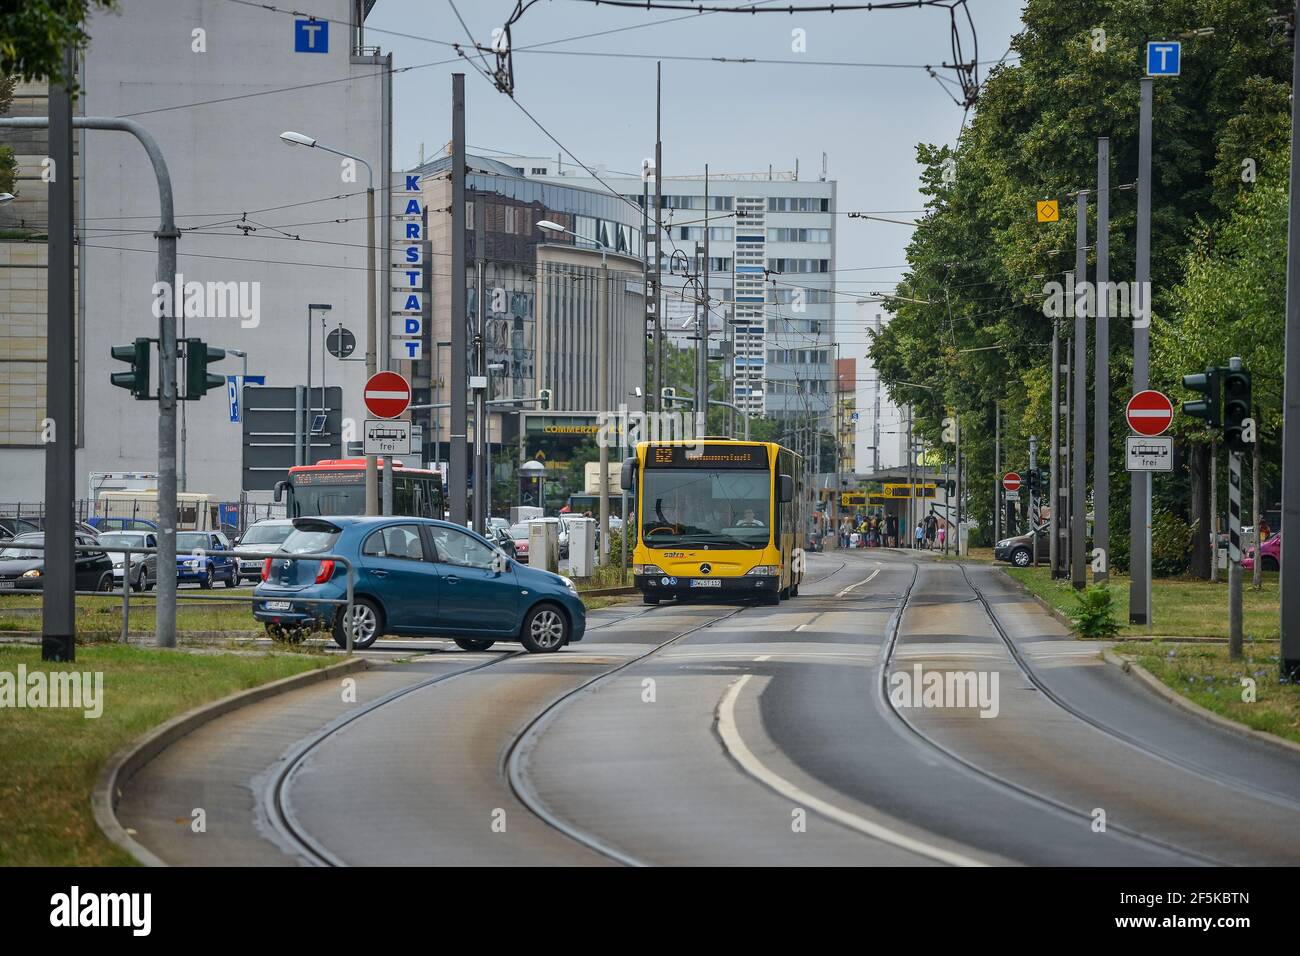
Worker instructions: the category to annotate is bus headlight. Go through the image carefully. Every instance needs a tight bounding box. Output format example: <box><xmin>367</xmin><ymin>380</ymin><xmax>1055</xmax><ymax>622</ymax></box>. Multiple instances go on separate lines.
<box><xmin>634</xmin><ymin>564</ymin><xmax>665</xmax><ymax>575</ymax></box>
<box><xmin>746</xmin><ymin>565</ymin><xmax>779</xmax><ymax>576</ymax></box>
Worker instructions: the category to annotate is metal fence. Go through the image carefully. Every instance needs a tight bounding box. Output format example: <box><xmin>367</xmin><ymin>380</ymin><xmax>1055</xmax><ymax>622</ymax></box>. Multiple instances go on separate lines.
<box><xmin>0</xmin><ymin>541</ymin><xmax>359</xmax><ymax>652</ymax></box>
<box><xmin>0</xmin><ymin>498</ymin><xmax>285</xmax><ymax>534</ymax></box>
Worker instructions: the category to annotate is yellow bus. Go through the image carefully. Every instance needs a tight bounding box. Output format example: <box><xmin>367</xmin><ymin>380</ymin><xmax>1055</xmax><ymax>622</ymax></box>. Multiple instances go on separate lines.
<box><xmin>621</xmin><ymin>439</ymin><xmax>805</xmax><ymax>606</ymax></box>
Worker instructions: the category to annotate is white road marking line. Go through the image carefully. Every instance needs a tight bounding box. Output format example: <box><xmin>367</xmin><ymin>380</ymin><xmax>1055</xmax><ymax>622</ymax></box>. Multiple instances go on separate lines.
<box><xmin>836</xmin><ymin>564</ymin><xmax>883</xmax><ymax>598</ymax></box>
<box><xmin>716</xmin><ymin>674</ymin><xmax>987</xmax><ymax>867</ymax></box>
<box><xmin>755</xmin><ymin>654</ymin><xmax>772</xmax><ymax>661</ymax></box>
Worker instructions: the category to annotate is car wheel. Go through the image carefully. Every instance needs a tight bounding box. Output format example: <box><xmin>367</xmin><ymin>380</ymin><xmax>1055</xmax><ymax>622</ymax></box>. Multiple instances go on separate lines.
<box><xmin>454</xmin><ymin>637</ymin><xmax>496</xmax><ymax>651</ymax></box>
<box><xmin>131</xmin><ymin>569</ymin><xmax>145</xmax><ymax>593</ymax></box>
<box><xmin>1263</xmin><ymin>556</ymin><xmax>1280</xmax><ymax>572</ymax></box>
<box><xmin>520</xmin><ymin>602</ymin><xmax>567</xmax><ymax>653</ymax></box>
<box><xmin>97</xmin><ymin>573</ymin><xmax>115</xmax><ymax>592</ymax></box>
<box><xmin>199</xmin><ymin>566</ymin><xmax>213</xmax><ymax>589</ymax></box>
<box><xmin>1011</xmin><ymin>547</ymin><xmax>1032</xmax><ymax>568</ymax></box>
<box><xmin>642</xmin><ymin>593</ymin><xmax>660</xmax><ymax>605</ymax></box>
<box><xmin>223</xmin><ymin>569</ymin><xmax>238</xmax><ymax>588</ymax></box>
<box><xmin>333</xmin><ymin>597</ymin><xmax>383</xmax><ymax>650</ymax></box>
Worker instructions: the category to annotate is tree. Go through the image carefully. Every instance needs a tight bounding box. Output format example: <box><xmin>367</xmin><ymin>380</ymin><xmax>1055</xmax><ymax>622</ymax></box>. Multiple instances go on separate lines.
<box><xmin>868</xmin><ymin>0</ymin><xmax>1292</xmax><ymax>557</ymax></box>
<box><xmin>0</xmin><ymin>1</ymin><xmax>115</xmax><ymax>91</ymax></box>
<box><xmin>0</xmin><ymin>75</ymin><xmax>15</xmax><ymax>196</ymax></box>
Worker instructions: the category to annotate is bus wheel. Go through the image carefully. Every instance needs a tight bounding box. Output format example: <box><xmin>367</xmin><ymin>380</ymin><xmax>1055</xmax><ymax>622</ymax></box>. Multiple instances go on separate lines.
<box><xmin>642</xmin><ymin>594</ymin><xmax>660</xmax><ymax>605</ymax></box>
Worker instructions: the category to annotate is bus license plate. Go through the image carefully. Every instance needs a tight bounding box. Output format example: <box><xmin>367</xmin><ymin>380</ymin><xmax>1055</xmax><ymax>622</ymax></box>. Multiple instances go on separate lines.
<box><xmin>691</xmin><ymin>579</ymin><xmax>721</xmax><ymax>588</ymax></box>
<box><xmin>265</xmin><ymin>600</ymin><xmax>292</xmax><ymax>611</ymax></box>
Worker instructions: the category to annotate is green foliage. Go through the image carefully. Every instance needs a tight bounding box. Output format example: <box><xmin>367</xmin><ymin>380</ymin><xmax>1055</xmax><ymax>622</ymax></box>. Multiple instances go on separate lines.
<box><xmin>1069</xmin><ymin>584</ymin><xmax>1121</xmax><ymax>640</ymax></box>
<box><xmin>0</xmin><ymin>2</ymin><xmax>115</xmax><ymax>90</ymax></box>
<box><xmin>867</xmin><ymin>0</ymin><xmax>1292</xmax><ymax>543</ymax></box>
<box><xmin>0</xmin><ymin>75</ymin><xmax>15</xmax><ymax>196</ymax></box>
<box><xmin>1151</xmin><ymin>511</ymin><xmax>1193</xmax><ymax>578</ymax></box>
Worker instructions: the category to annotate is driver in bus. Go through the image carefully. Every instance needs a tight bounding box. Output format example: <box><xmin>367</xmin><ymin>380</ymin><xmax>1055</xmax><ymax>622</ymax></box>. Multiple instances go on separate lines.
<box><xmin>735</xmin><ymin>508</ymin><xmax>765</xmax><ymax>528</ymax></box>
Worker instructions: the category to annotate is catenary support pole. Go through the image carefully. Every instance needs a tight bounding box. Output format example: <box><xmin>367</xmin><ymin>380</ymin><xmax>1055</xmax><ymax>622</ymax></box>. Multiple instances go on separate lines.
<box><xmin>1049</xmin><ymin>318</ymin><xmax>1060</xmax><ymax>578</ymax></box>
<box><xmin>449</xmin><ymin>74</ymin><xmax>469</xmax><ymax>526</ymax></box>
<box><xmin>1072</xmin><ymin>190</ymin><xmax>1088</xmax><ymax>589</ymax></box>
<box><xmin>1131</xmin><ymin>77</ymin><xmax>1154</xmax><ymax>625</ymax></box>
<box><xmin>1094</xmin><ymin>137</ymin><xmax>1110</xmax><ymax>584</ymax></box>
<box><xmin>1280</xmin><ymin>0</ymin><xmax>1300</xmax><ymax>676</ymax></box>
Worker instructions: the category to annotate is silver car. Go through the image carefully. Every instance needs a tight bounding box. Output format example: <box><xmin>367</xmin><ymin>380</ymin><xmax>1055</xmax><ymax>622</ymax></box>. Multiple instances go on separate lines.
<box><xmin>97</xmin><ymin>530</ymin><xmax>160</xmax><ymax>592</ymax></box>
<box><xmin>232</xmin><ymin>518</ymin><xmax>296</xmax><ymax>582</ymax></box>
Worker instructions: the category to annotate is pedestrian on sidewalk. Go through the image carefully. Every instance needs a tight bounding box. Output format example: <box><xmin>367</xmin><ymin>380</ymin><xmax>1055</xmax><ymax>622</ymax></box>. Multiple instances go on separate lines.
<box><xmin>914</xmin><ymin>521</ymin><xmax>924</xmax><ymax>549</ymax></box>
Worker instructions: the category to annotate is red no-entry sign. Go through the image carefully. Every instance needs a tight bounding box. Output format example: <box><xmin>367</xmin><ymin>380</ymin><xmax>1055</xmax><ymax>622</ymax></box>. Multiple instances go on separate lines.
<box><xmin>1126</xmin><ymin>389</ymin><xmax>1174</xmax><ymax>437</ymax></box>
<box><xmin>1002</xmin><ymin>472</ymin><xmax>1021</xmax><ymax>493</ymax></box>
<box><xmin>363</xmin><ymin>371</ymin><xmax>411</xmax><ymax>419</ymax></box>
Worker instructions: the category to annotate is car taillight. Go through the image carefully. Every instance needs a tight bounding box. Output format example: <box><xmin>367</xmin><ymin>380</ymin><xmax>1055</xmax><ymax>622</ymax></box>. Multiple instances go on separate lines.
<box><xmin>261</xmin><ymin>558</ymin><xmax>271</xmax><ymax>582</ymax></box>
<box><xmin>315</xmin><ymin>559</ymin><xmax>335</xmax><ymax>584</ymax></box>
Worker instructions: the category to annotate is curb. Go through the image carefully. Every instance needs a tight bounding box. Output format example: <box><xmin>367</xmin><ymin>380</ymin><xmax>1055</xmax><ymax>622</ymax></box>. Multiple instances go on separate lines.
<box><xmin>579</xmin><ymin>586</ymin><xmax>638</xmax><ymax>597</ymax></box>
<box><xmin>1101</xmin><ymin>649</ymin><xmax>1300</xmax><ymax>758</ymax></box>
<box><xmin>92</xmin><ymin>655</ymin><xmax>372</xmax><ymax>866</ymax></box>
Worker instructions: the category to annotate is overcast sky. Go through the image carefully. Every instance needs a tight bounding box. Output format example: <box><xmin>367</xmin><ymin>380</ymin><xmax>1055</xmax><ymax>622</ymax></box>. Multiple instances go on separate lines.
<box><xmin>367</xmin><ymin>0</ymin><xmax>1027</xmax><ymax>421</ymax></box>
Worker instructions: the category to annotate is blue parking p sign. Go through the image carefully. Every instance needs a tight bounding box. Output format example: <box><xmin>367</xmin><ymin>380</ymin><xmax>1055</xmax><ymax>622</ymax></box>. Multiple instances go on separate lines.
<box><xmin>1146</xmin><ymin>41</ymin><xmax>1180</xmax><ymax>76</ymax></box>
<box><xmin>295</xmin><ymin>18</ymin><xmax>328</xmax><ymax>53</ymax></box>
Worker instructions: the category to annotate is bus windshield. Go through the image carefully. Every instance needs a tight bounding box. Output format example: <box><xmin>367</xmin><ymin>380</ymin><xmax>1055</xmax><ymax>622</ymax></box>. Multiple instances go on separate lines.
<box><xmin>640</xmin><ymin>469</ymin><xmax>771</xmax><ymax>549</ymax></box>
<box><xmin>289</xmin><ymin>483</ymin><xmax>366</xmax><ymax>517</ymax></box>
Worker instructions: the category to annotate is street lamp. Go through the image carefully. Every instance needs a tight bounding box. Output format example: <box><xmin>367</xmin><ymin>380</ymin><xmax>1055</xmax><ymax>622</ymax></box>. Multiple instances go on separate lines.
<box><xmin>537</xmin><ymin>219</ymin><xmax>614</xmax><ymax>562</ymax></box>
<box><xmin>280</xmin><ymin>130</ymin><xmax>379</xmax><ymax>514</ymax></box>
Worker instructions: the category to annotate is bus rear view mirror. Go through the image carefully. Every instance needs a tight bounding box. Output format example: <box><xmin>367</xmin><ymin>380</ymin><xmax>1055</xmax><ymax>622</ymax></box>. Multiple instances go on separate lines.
<box><xmin>778</xmin><ymin>474</ymin><xmax>794</xmax><ymax>503</ymax></box>
<box><xmin>273</xmin><ymin>480</ymin><xmax>288</xmax><ymax>504</ymax></box>
<box><xmin>620</xmin><ymin>457</ymin><xmax>637</xmax><ymax>492</ymax></box>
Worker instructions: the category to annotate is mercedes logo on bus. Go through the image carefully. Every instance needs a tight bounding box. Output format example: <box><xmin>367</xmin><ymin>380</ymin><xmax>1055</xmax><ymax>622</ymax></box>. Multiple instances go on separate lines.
<box><xmin>700</xmin><ymin>563</ymin><xmax>712</xmax><ymax>575</ymax></box>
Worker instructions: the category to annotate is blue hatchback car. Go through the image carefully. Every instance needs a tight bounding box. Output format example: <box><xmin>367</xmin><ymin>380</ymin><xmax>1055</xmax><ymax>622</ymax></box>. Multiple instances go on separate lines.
<box><xmin>252</xmin><ymin>516</ymin><xmax>587</xmax><ymax>653</ymax></box>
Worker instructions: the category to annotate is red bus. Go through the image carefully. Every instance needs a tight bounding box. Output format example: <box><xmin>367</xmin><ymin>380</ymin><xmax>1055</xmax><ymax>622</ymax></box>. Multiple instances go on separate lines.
<box><xmin>274</xmin><ymin>459</ymin><xmax>444</xmax><ymax>519</ymax></box>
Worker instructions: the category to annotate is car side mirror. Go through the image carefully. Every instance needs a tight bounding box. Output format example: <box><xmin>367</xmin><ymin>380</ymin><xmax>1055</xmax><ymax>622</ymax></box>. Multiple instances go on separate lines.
<box><xmin>491</xmin><ymin>551</ymin><xmax>509</xmax><ymax>575</ymax></box>
<box><xmin>778</xmin><ymin>474</ymin><xmax>794</xmax><ymax>503</ymax></box>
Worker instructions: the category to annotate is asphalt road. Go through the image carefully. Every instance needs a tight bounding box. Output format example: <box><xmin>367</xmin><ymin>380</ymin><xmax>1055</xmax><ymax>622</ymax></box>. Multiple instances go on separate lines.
<box><xmin>114</xmin><ymin>549</ymin><xmax>1300</xmax><ymax>866</ymax></box>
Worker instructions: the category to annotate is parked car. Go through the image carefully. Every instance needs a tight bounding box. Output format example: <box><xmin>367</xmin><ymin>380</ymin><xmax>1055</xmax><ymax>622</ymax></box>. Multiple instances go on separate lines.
<box><xmin>175</xmin><ymin>530</ymin><xmax>238</xmax><ymax>588</ymax></box>
<box><xmin>86</xmin><ymin>516</ymin><xmax>158</xmax><ymax>533</ymax></box>
<box><xmin>994</xmin><ymin>529</ymin><xmax>1048</xmax><ymax>567</ymax></box>
<box><xmin>97</xmin><ymin>530</ymin><xmax>159</xmax><ymax>592</ymax></box>
<box><xmin>232</xmin><ymin>518</ymin><xmax>296</xmax><ymax>583</ymax></box>
<box><xmin>1243</xmin><ymin>532</ymin><xmax>1281</xmax><ymax>572</ymax></box>
<box><xmin>0</xmin><ymin>516</ymin><xmax>42</xmax><ymax>540</ymax></box>
<box><xmin>507</xmin><ymin>522</ymin><xmax>532</xmax><ymax>560</ymax></box>
<box><xmin>0</xmin><ymin>532</ymin><xmax>114</xmax><ymax>592</ymax></box>
<box><xmin>488</xmin><ymin>525</ymin><xmax>518</xmax><ymax>559</ymax></box>
<box><xmin>252</xmin><ymin>516</ymin><xmax>585</xmax><ymax>652</ymax></box>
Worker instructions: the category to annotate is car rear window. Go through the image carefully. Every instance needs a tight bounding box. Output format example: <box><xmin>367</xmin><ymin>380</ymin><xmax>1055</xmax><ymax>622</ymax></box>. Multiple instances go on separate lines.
<box><xmin>280</xmin><ymin>528</ymin><xmax>340</xmax><ymax>554</ymax></box>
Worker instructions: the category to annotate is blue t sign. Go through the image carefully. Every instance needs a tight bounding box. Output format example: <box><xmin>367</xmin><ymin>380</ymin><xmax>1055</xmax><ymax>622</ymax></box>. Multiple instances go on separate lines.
<box><xmin>295</xmin><ymin>18</ymin><xmax>328</xmax><ymax>53</ymax></box>
<box><xmin>1146</xmin><ymin>41</ymin><xmax>1180</xmax><ymax>76</ymax></box>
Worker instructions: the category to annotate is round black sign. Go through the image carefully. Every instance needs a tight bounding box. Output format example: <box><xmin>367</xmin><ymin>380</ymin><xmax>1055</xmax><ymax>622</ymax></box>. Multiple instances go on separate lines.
<box><xmin>327</xmin><ymin>326</ymin><xmax>356</xmax><ymax>359</ymax></box>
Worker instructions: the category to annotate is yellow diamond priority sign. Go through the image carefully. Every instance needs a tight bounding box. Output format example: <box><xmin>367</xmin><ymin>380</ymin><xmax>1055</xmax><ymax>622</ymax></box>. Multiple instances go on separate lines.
<box><xmin>1036</xmin><ymin>199</ymin><xmax>1059</xmax><ymax>223</ymax></box>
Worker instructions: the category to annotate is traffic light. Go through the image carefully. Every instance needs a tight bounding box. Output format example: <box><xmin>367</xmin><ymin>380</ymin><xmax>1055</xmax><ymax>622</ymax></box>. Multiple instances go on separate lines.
<box><xmin>1223</xmin><ymin>364</ymin><xmax>1252</xmax><ymax>453</ymax></box>
<box><xmin>183</xmin><ymin>338</ymin><xmax>225</xmax><ymax>399</ymax></box>
<box><xmin>110</xmin><ymin>337</ymin><xmax>151</xmax><ymax>399</ymax></box>
<box><xmin>1181</xmin><ymin>366</ymin><xmax>1221</xmax><ymax>429</ymax></box>
<box><xmin>1025</xmin><ymin>469</ymin><xmax>1040</xmax><ymax>495</ymax></box>
<box><xmin>661</xmin><ymin>386</ymin><xmax>677</xmax><ymax>408</ymax></box>
<box><xmin>538</xmin><ymin>387</ymin><xmax>552</xmax><ymax>411</ymax></box>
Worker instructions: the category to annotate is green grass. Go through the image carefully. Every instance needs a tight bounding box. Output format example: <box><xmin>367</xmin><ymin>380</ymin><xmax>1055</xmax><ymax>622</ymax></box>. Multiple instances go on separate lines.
<box><xmin>1114</xmin><ymin>638</ymin><xmax>1300</xmax><ymax>745</ymax></box>
<box><xmin>1004</xmin><ymin>566</ymin><xmax>1281</xmax><ymax>641</ymax></box>
<box><xmin>0</xmin><ymin>644</ymin><xmax>334</xmax><ymax>866</ymax></box>
<box><xmin>0</xmin><ymin>594</ymin><xmax>260</xmax><ymax>637</ymax></box>
<box><xmin>931</xmin><ymin>546</ymin><xmax>996</xmax><ymax>564</ymax></box>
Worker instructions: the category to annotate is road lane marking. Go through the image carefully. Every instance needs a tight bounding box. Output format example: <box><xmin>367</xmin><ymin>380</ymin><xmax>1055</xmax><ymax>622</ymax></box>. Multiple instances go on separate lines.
<box><xmin>836</xmin><ymin>564</ymin><xmax>883</xmax><ymax>597</ymax></box>
<box><xmin>755</xmin><ymin>654</ymin><xmax>772</xmax><ymax>661</ymax></box>
<box><xmin>716</xmin><ymin>674</ymin><xmax>987</xmax><ymax>867</ymax></box>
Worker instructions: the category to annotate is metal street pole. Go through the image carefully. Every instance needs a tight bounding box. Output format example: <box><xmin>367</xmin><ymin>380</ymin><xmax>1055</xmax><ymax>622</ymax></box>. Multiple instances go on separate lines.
<box><xmin>473</xmin><ymin>195</ymin><xmax>487</xmax><ymax>534</ymax></box>
<box><xmin>994</xmin><ymin>403</ymin><xmax>1001</xmax><ymax>542</ymax></box>
<box><xmin>1094</xmin><ymin>138</ymin><xmax>1110</xmax><ymax>584</ymax></box>
<box><xmin>1072</xmin><ymin>190</ymin><xmax>1088</xmax><ymax>589</ymax></box>
<box><xmin>1131</xmin><ymin>77</ymin><xmax>1154</xmax><ymax>624</ymax></box>
<box><xmin>1228</xmin><ymin>355</ymin><xmax>1246</xmax><ymax>659</ymax></box>
<box><xmin>1049</xmin><ymin>317</ymin><xmax>1061</xmax><ymax>578</ymax></box>
<box><xmin>41</xmin><ymin>50</ymin><xmax>75</xmax><ymax>662</ymax></box>
<box><xmin>365</xmin><ymin>181</ymin><xmax>379</xmax><ymax>513</ymax></box>
<box><xmin>306</xmin><ymin>305</ymin><xmax>312</xmax><ymax>466</ymax></box>
<box><xmin>449</xmin><ymin>74</ymin><xmax>469</xmax><ymax>526</ymax></box>
<box><xmin>653</xmin><ymin>61</ymin><xmax>664</xmax><ymax>412</ymax></box>
<box><xmin>699</xmin><ymin>164</ymin><xmax>711</xmax><ymax>439</ymax></box>
<box><xmin>1280</xmin><ymin>0</ymin><xmax>1300</xmax><ymax>676</ymax></box>
<box><xmin>0</xmin><ymin>115</ymin><xmax>182</xmax><ymax>649</ymax></box>
<box><xmin>599</xmin><ymin>249</ymin><xmax>610</xmax><ymax>563</ymax></box>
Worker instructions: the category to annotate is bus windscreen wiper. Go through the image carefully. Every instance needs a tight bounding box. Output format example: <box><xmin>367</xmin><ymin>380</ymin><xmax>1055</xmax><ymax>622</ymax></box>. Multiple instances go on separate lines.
<box><xmin>677</xmin><ymin>532</ymin><xmax>755</xmax><ymax>549</ymax></box>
